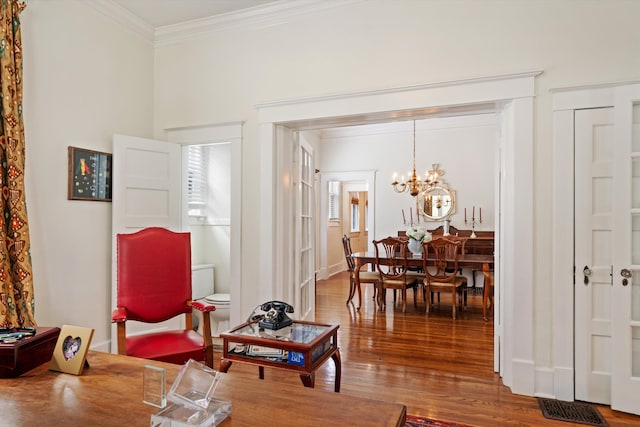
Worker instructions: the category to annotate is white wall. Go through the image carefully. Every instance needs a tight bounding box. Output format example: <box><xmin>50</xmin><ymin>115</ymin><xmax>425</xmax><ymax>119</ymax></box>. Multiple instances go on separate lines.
<box><xmin>318</xmin><ymin>117</ymin><xmax>496</xmax><ymax>240</ymax></box>
<box><xmin>21</xmin><ymin>0</ymin><xmax>154</xmax><ymax>349</ymax></box>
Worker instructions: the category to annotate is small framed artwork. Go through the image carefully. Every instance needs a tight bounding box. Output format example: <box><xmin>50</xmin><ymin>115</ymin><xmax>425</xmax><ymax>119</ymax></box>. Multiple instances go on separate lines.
<box><xmin>68</xmin><ymin>146</ymin><xmax>112</xmax><ymax>201</ymax></box>
<box><xmin>49</xmin><ymin>325</ymin><xmax>94</xmax><ymax>375</ymax></box>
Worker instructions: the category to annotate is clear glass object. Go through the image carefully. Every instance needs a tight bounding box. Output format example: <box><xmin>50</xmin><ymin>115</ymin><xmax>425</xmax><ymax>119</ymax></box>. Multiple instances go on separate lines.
<box><xmin>167</xmin><ymin>360</ymin><xmax>222</xmax><ymax>410</ymax></box>
<box><xmin>150</xmin><ymin>399</ymin><xmax>232</xmax><ymax>427</ymax></box>
<box><xmin>143</xmin><ymin>364</ymin><xmax>166</xmax><ymax>408</ymax></box>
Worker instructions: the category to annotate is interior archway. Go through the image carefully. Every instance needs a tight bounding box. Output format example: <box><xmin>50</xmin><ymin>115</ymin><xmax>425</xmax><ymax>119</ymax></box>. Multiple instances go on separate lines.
<box><xmin>257</xmin><ymin>72</ymin><xmax>538</xmax><ymax>395</ymax></box>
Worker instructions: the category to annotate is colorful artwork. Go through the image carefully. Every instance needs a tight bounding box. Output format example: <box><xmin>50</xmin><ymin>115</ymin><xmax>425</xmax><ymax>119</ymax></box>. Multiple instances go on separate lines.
<box><xmin>68</xmin><ymin>147</ymin><xmax>112</xmax><ymax>201</ymax></box>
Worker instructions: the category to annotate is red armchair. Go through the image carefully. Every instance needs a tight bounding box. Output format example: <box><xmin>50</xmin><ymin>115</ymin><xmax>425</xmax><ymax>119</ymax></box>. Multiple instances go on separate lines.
<box><xmin>112</xmin><ymin>227</ymin><xmax>214</xmax><ymax>367</ymax></box>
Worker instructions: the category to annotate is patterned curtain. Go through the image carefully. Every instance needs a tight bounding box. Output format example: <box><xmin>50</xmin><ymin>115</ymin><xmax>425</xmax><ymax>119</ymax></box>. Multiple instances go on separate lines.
<box><xmin>0</xmin><ymin>0</ymin><xmax>35</xmax><ymax>327</ymax></box>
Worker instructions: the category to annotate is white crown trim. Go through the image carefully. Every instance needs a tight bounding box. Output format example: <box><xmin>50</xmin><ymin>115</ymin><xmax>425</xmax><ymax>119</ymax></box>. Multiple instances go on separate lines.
<box><xmin>154</xmin><ymin>0</ymin><xmax>364</xmax><ymax>46</ymax></box>
<box><xmin>88</xmin><ymin>0</ymin><xmax>154</xmax><ymax>44</ymax></box>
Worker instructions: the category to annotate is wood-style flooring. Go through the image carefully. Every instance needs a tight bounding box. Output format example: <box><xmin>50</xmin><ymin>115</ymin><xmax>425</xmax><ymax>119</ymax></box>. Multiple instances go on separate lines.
<box><xmin>212</xmin><ymin>271</ymin><xmax>640</xmax><ymax>426</ymax></box>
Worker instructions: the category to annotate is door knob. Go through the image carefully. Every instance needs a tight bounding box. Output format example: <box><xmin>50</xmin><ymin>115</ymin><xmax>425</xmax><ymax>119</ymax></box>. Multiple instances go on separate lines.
<box><xmin>583</xmin><ymin>266</ymin><xmax>592</xmax><ymax>285</ymax></box>
<box><xmin>620</xmin><ymin>268</ymin><xmax>632</xmax><ymax>286</ymax></box>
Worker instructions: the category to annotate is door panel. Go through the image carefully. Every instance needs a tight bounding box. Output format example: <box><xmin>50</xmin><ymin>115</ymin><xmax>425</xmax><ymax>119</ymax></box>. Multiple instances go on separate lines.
<box><xmin>575</xmin><ymin>85</ymin><xmax>640</xmax><ymax>415</ymax></box>
<box><xmin>611</xmin><ymin>86</ymin><xmax>640</xmax><ymax>415</ymax></box>
<box><xmin>575</xmin><ymin>108</ymin><xmax>614</xmax><ymax>404</ymax></box>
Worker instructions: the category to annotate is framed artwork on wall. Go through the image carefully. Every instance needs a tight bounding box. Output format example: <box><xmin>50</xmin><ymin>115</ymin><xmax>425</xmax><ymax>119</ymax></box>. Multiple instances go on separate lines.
<box><xmin>67</xmin><ymin>146</ymin><xmax>112</xmax><ymax>201</ymax></box>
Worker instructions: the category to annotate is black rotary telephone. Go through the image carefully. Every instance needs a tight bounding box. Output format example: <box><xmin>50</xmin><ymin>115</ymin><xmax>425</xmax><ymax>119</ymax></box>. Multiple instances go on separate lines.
<box><xmin>258</xmin><ymin>301</ymin><xmax>294</xmax><ymax>330</ymax></box>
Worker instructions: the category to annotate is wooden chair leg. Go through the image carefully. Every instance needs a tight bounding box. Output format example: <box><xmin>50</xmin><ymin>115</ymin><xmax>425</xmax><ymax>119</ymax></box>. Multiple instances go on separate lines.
<box><xmin>426</xmin><ymin>287</ymin><xmax>431</xmax><ymax>315</ymax></box>
<box><xmin>346</xmin><ymin>275</ymin><xmax>356</xmax><ymax>305</ymax></box>
<box><xmin>452</xmin><ymin>287</ymin><xmax>457</xmax><ymax>320</ymax></box>
<box><xmin>376</xmin><ymin>284</ymin><xmax>384</xmax><ymax>310</ymax></box>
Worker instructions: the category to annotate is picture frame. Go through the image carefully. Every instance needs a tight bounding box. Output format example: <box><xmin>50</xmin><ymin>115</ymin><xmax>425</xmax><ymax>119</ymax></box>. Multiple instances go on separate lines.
<box><xmin>49</xmin><ymin>324</ymin><xmax>94</xmax><ymax>375</ymax></box>
<box><xmin>68</xmin><ymin>146</ymin><xmax>112</xmax><ymax>201</ymax></box>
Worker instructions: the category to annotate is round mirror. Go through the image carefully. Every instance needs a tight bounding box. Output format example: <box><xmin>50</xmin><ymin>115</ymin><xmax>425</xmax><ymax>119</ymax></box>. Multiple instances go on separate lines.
<box><xmin>417</xmin><ymin>186</ymin><xmax>455</xmax><ymax>220</ymax></box>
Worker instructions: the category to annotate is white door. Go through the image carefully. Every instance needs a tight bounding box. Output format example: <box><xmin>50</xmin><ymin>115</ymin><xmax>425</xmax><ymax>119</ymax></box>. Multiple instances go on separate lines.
<box><xmin>295</xmin><ymin>135</ymin><xmax>315</xmax><ymax>320</ymax></box>
<box><xmin>575</xmin><ymin>84</ymin><xmax>640</xmax><ymax>415</ymax></box>
<box><xmin>610</xmin><ymin>85</ymin><xmax>640</xmax><ymax>415</ymax></box>
<box><xmin>111</xmin><ymin>134</ymin><xmax>182</xmax><ymax>352</ymax></box>
<box><xmin>575</xmin><ymin>108</ymin><xmax>614</xmax><ymax>404</ymax></box>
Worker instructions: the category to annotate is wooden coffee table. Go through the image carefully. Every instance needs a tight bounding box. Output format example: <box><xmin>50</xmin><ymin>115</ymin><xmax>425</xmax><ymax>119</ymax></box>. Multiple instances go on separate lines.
<box><xmin>219</xmin><ymin>320</ymin><xmax>341</xmax><ymax>392</ymax></box>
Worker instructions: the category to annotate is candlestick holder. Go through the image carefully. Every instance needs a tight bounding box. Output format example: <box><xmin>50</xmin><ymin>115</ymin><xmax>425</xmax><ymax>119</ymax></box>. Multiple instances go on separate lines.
<box><xmin>465</xmin><ymin>217</ymin><xmax>481</xmax><ymax>238</ymax></box>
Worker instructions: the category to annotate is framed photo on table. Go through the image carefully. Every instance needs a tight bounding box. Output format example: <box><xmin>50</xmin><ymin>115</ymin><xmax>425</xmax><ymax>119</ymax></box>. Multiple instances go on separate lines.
<box><xmin>68</xmin><ymin>146</ymin><xmax>112</xmax><ymax>201</ymax></box>
<box><xmin>49</xmin><ymin>325</ymin><xmax>94</xmax><ymax>375</ymax></box>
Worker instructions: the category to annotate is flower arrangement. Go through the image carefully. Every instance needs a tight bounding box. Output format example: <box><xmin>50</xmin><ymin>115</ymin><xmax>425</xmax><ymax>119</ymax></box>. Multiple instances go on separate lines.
<box><xmin>406</xmin><ymin>225</ymin><xmax>430</xmax><ymax>242</ymax></box>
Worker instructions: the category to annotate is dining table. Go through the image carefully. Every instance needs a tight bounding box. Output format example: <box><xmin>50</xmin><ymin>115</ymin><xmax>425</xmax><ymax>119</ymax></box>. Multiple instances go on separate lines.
<box><xmin>350</xmin><ymin>251</ymin><xmax>495</xmax><ymax>320</ymax></box>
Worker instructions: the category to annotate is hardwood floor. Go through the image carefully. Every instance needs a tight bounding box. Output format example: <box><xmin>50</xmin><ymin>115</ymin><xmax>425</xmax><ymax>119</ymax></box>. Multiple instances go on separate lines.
<box><xmin>213</xmin><ymin>271</ymin><xmax>640</xmax><ymax>426</ymax></box>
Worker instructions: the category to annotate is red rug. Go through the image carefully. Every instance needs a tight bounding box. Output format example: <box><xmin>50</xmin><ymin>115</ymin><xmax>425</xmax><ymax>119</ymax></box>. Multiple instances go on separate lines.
<box><xmin>405</xmin><ymin>414</ymin><xmax>473</xmax><ymax>427</ymax></box>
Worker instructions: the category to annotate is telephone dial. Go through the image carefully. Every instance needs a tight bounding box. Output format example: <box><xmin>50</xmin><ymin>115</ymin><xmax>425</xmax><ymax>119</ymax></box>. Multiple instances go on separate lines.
<box><xmin>258</xmin><ymin>301</ymin><xmax>294</xmax><ymax>330</ymax></box>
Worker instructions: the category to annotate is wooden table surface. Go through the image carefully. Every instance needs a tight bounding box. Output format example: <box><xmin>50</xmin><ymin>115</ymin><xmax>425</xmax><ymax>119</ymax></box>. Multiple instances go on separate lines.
<box><xmin>0</xmin><ymin>350</ymin><xmax>406</xmax><ymax>426</ymax></box>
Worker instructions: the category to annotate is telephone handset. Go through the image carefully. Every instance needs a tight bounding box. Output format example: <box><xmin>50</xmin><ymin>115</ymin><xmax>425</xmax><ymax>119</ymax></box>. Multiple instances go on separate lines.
<box><xmin>258</xmin><ymin>300</ymin><xmax>294</xmax><ymax>330</ymax></box>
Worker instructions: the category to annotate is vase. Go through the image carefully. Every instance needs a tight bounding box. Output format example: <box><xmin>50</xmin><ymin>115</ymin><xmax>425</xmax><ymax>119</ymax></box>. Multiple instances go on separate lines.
<box><xmin>407</xmin><ymin>238</ymin><xmax>423</xmax><ymax>257</ymax></box>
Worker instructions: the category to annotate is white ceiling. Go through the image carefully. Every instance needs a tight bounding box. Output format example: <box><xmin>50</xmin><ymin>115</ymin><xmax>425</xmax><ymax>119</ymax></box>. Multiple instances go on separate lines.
<box><xmin>110</xmin><ymin>0</ymin><xmax>280</xmax><ymax>27</ymax></box>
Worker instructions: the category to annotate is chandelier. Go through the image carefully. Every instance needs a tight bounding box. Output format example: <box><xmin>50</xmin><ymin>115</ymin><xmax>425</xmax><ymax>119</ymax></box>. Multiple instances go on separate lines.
<box><xmin>391</xmin><ymin>121</ymin><xmax>441</xmax><ymax>197</ymax></box>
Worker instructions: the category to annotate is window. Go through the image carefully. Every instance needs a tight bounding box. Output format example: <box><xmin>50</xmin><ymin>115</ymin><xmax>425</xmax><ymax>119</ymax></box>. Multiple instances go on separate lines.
<box><xmin>328</xmin><ymin>181</ymin><xmax>340</xmax><ymax>221</ymax></box>
<box><xmin>350</xmin><ymin>192</ymin><xmax>359</xmax><ymax>232</ymax></box>
<box><xmin>187</xmin><ymin>145</ymin><xmax>208</xmax><ymax>216</ymax></box>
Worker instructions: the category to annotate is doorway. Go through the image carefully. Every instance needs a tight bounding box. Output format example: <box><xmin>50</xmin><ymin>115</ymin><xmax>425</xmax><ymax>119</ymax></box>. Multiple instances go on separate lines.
<box><xmin>183</xmin><ymin>143</ymin><xmax>231</xmax><ymax>297</ymax></box>
<box><xmin>344</xmin><ymin>187</ymin><xmax>368</xmax><ymax>254</ymax></box>
<box><xmin>257</xmin><ymin>72</ymin><xmax>538</xmax><ymax>394</ymax></box>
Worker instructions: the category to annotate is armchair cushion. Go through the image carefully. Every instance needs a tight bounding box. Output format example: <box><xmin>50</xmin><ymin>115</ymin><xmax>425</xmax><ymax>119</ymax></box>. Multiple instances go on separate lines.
<box><xmin>126</xmin><ymin>330</ymin><xmax>208</xmax><ymax>365</ymax></box>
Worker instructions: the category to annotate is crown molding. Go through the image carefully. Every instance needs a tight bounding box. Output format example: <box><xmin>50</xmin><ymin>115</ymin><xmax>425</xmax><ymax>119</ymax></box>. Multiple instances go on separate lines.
<box><xmin>154</xmin><ymin>0</ymin><xmax>364</xmax><ymax>46</ymax></box>
<box><xmin>87</xmin><ymin>0</ymin><xmax>363</xmax><ymax>47</ymax></box>
<box><xmin>88</xmin><ymin>0</ymin><xmax>154</xmax><ymax>44</ymax></box>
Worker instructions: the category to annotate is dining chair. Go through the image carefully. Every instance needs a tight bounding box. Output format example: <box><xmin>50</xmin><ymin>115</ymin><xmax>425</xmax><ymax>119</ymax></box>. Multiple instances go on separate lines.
<box><xmin>441</xmin><ymin>235</ymin><xmax>469</xmax><ymax>305</ymax></box>
<box><xmin>342</xmin><ymin>234</ymin><xmax>379</xmax><ymax>309</ymax></box>
<box><xmin>112</xmin><ymin>227</ymin><xmax>214</xmax><ymax>367</ymax></box>
<box><xmin>373</xmin><ymin>236</ymin><xmax>420</xmax><ymax>313</ymax></box>
<box><xmin>421</xmin><ymin>237</ymin><xmax>468</xmax><ymax>320</ymax></box>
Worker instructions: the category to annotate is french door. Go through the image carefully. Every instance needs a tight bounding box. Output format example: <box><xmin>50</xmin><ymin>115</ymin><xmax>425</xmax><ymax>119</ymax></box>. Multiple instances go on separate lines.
<box><xmin>294</xmin><ymin>135</ymin><xmax>315</xmax><ymax>320</ymax></box>
<box><xmin>574</xmin><ymin>83</ymin><xmax>640</xmax><ymax>415</ymax></box>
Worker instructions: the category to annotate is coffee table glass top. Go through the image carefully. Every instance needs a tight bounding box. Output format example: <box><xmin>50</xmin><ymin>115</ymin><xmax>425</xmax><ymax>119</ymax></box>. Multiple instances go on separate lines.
<box><xmin>228</xmin><ymin>322</ymin><xmax>332</xmax><ymax>344</ymax></box>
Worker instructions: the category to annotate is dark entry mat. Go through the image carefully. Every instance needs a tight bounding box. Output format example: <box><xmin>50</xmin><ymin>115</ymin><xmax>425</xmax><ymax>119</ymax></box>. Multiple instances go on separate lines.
<box><xmin>538</xmin><ymin>398</ymin><xmax>609</xmax><ymax>426</ymax></box>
